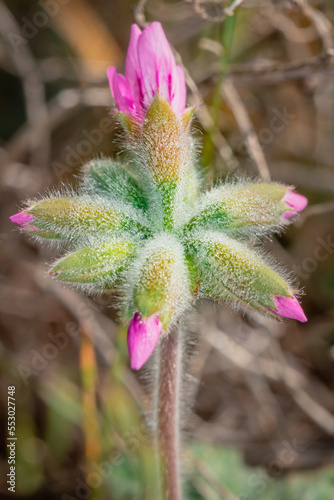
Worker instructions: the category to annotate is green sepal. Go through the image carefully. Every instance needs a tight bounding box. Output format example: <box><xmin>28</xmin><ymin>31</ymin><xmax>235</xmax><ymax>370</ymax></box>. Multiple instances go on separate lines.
<box><xmin>181</xmin><ymin>107</ymin><xmax>196</xmax><ymax>131</ymax></box>
<box><xmin>157</xmin><ymin>167</ymin><xmax>201</xmax><ymax>231</ymax></box>
<box><xmin>134</xmin><ymin>247</ymin><xmax>175</xmax><ymax>325</ymax></box>
<box><xmin>142</xmin><ymin>94</ymin><xmax>186</xmax><ymax>183</ymax></box>
<box><xmin>29</xmin><ymin>197</ymin><xmax>150</xmax><ymax>240</ymax></box>
<box><xmin>23</xmin><ymin>227</ymin><xmax>64</xmax><ymax>240</ymax></box>
<box><xmin>50</xmin><ymin>239</ymin><xmax>135</xmax><ymax>285</ymax></box>
<box><xmin>185</xmin><ymin>255</ymin><xmax>200</xmax><ymax>297</ymax></box>
<box><xmin>132</xmin><ymin>236</ymin><xmax>191</xmax><ymax>328</ymax></box>
<box><xmin>207</xmin><ymin>284</ymin><xmax>279</xmax><ymax>320</ymax></box>
<box><xmin>115</xmin><ymin>112</ymin><xmax>140</xmax><ymax>136</ymax></box>
<box><xmin>184</xmin><ymin>166</ymin><xmax>201</xmax><ymax>207</ymax></box>
<box><xmin>81</xmin><ymin>160</ymin><xmax>148</xmax><ymax>211</ymax></box>
<box><xmin>157</xmin><ymin>181</ymin><xmax>178</xmax><ymax>230</ymax></box>
<box><xmin>187</xmin><ymin>183</ymin><xmax>289</xmax><ymax>235</ymax></box>
<box><xmin>191</xmin><ymin>231</ymin><xmax>291</xmax><ymax>314</ymax></box>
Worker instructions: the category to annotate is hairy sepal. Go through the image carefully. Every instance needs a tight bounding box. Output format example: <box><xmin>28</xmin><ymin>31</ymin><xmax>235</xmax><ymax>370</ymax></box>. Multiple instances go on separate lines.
<box><xmin>126</xmin><ymin>234</ymin><xmax>192</xmax><ymax>328</ymax></box>
<box><xmin>181</xmin><ymin>107</ymin><xmax>196</xmax><ymax>132</ymax></box>
<box><xmin>115</xmin><ymin>111</ymin><xmax>141</xmax><ymax>137</ymax></box>
<box><xmin>188</xmin><ymin>182</ymin><xmax>291</xmax><ymax>236</ymax></box>
<box><xmin>140</xmin><ymin>96</ymin><xmax>199</xmax><ymax>230</ymax></box>
<box><xmin>142</xmin><ymin>94</ymin><xmax>189</xmax><ymax>183</ymax></box>
<box><xmin>50</xmin><ymin>238</ymin><xmax>135</xmax><ymax>288</ymax></box>
<box><xmin>190</xmin><ymin>230</ymin><xmax>292</xmax><ymax>317</ymax></box>
<box><xmin>122</xmin><ymin>95</ymin><xmax>199</xmax><ymax>231</ymax></box>
<box><xmin>80</xmin><ymin>159</ymin><xmax>148</xmax><ymax>212</ymax></box>
<box><xmin>28</xmin><ymin>195</ymin><xmax>151</xmax><ymax>241</ymax></box>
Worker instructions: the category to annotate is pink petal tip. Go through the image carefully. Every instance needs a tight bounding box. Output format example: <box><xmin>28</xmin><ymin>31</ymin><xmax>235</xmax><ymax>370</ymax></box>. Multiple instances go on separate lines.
<box><xmin>273</xmin><ymin>295</ymin><xmax>307</xmax><ymax>322</ymax></box>
<box><xmin>127</xmin><ymin>312</ymin><xmax>162</xmax><ymax>370</ymax></box>
<box><xmin>282</xmin><ymin>191</ymin><xmax>308</xmax><ymax>218</ymax></box>
<box><xmin>9</xmin><ymin>211</ymin><xmax>34</xmax><ymax>227</ymax></box>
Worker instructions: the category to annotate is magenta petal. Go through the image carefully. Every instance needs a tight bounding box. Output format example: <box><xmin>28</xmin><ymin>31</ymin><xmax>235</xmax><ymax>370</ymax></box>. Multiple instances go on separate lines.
<box><xmin>107</xmin><ymin>23</ymin><xmax>187</xmax><ymax>118</ymax></box>
<box><xmin>127</xmin><ymin>312</ymin><xmax>162</xmax><ymax>370</ymax></box>
<box><xmin>137</xmin><ymin>22</ymin><xmax>175</xmax><ymax>107</ymax></box>
<box><xmin>273</xmin><ymin>296</ymin><xmax>307</xmax><ymax>322</ymax></box>
<box><xmin>107</xmin><ymin>67</ymin><xmax>116</xmax><ymax>98</ymax></box>
<box><xmin>10</xmin><ymin>211</ymin><xmax>34</xmax><ymax>227</ymax></box>
<box><xmin>113</xmin><ymin>73</ymin><xmax>135</xmax><ymax>114</ymax></box>
<box><xmin>125</xmin><ymin>24</ymin><xmax>143</xmax><ymax>112</ymax></box>
<box><xmin>282</xmin><ymin>190</ymin><xmax>308</xmax><ymax>218</ymax></box>
<box><xmin>171</xmin><ymin>65</ymin><xmax>186</xmax><ymax>114</ymax></box>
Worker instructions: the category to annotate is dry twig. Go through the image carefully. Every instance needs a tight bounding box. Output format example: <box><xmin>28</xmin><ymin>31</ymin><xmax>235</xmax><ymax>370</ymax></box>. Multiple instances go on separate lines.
<box><xmin>203</xmin><ymin>319</ymin><xmax>334</xmax><ymax>435</ymax></box>
<box><xmin>193</xmin><ymin>456</ymin><xmax>239</xmax><ymax>500</ymax></box>
<box><xmin>222</xmin><ymin>79</ymin><xmax>270</xmax><ymax>179</ymax></box>
<box><xmin>1</xmin><ymin>88</ymin><xmax>110</xmax><ymax>168</ymax></box>
<box><xmin>172</xmin><ymin>46</ymin><xmax>240</xmax><ymax>172</ymax></box>
<box><xmin>229</xmin><ymin>50</ymin><xmax>334</xmax><ymax>85</ymax></box>
<box><xmin>0</xmin><ymin>2</ymin><xmax>50</xmax><ymax>167</ymax></box>
<box><xmin>188</xmin><ymin>0</ymin><xmax>244</xmax><ymax>23</ymax></box>
<box><xmin>292</xmin><ymin>0</ymin><xmax>333</xmax><ymax>52</ymax></box>
<box><xmin>133</xmin><ymin>0</ymin><xmax>149</xmax><ymax>28</ymax></box>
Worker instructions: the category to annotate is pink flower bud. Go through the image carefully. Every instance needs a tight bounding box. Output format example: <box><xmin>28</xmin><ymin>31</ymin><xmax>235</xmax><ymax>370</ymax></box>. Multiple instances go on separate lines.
<box><xmin>272</xmin><ymin>295</ymin><xmax>307</xmax><ymax>322</ymax></box>
<box><xmin>108</xmin><ymin>22</ymin><xmax>186</xmax><ymax>122</ymax></box>
<box><xmin>282</xmin><ymin>190</ymin><xmax>308</xmax><ymax>218</ymax></box>
<box><xmin>9</xmin><ymin>211</ymin><xmax>35</xmax><ymax>229</ymax></box>
<box><xmin>127</xmin><ymin>312</ymin><xmax>162</xmax><ymax>370</ymax></box>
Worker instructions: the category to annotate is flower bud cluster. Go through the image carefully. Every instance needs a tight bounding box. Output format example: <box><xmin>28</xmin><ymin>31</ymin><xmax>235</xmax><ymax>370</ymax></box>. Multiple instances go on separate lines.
<box><xmin>10</xmin><ymin>22</ymin><xmax>308</xmax><ymax>370</ymax></box>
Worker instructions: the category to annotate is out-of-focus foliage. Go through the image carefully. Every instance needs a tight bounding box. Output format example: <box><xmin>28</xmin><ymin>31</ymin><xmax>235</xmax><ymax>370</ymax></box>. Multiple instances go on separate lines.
<box><xmin>188</xmin><ymin>443</ymin><xmax>334</xmax><ymax>500</ymax></box>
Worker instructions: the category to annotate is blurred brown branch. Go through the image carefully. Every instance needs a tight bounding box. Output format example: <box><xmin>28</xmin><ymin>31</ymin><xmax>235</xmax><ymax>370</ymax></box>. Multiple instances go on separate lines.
<box><xmin>223</xmin><ymin>79</ymin><xmax>270</xmax><ymax>179</ymax></box>
<box><xmin>0</xmin><ymin>1</ymin><xmax>50</xmax><ymax>167</ymax></box>
<box><xmin>229</xmin><ymin>50</ymin><xmax>334</xmax><ymax>85</ymax></box>
<box><xmin>134</xmin><ymin>0</ymin><xmax>149</xmax><ymax>27</ymax></box>
<box><xmin>187</xmin><ymin>0</ymin><xmax>244</xmax><ymax>23</ymax></box>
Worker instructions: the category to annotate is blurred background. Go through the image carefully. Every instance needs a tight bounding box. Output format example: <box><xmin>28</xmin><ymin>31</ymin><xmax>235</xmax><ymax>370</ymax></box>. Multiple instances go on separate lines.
<box><xmin>1</xmin><ymin>0</ymin><xmax>334</xmax><ymax>498</ymax></box>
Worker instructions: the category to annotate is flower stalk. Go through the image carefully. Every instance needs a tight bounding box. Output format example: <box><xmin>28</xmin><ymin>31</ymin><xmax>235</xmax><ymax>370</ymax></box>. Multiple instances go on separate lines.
<box><xmin>156</xmin><ymin>325</ymin><xmax>182</xmax><ymax>500</ymax></box>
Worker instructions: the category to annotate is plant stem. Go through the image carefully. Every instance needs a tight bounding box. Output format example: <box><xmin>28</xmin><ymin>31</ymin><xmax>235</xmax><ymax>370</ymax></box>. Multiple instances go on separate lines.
<box><xmin>157</xmin><ymin>324</ymin><xmax>182</xmax><ymax>500</ymax></box>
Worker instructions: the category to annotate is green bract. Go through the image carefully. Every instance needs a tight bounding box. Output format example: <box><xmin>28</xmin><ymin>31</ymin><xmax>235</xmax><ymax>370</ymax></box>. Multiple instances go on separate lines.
<box><xmin>21</xmin><ymin>96</ymin><xmax>299</xmax><ymax>326</ymax></box>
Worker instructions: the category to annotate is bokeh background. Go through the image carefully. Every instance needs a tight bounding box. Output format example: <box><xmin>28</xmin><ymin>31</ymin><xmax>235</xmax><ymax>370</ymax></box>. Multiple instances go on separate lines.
<box><xmin>1</xmin><ymin>0</ymin><xmax>334</xmax><ymax>498</ymax></box>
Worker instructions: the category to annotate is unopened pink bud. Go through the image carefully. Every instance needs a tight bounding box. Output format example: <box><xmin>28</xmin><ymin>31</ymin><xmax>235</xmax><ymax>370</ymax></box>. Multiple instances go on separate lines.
<box><xmin>282</xmin><ymin>190</ymin><xmax>308</xmax><ymax>218</ymax></box>
<box><xmin>272</xmin><ymin>295</ymin><xmax>307</xmax><ymax>322</ymax></box>
<box><xmin>127</xmin><ymin>312</ymin><xmax>162</xmax><ymax>370</ymax></box>
<box><xmin>108</xmin><ymin>22</ymin><xmax>186</xmax><ymax>122</ymax></box>
<box><xmin>9</xmin><ymin>211</ymin><xmax>35</xmax><ymax>228</ymax></box>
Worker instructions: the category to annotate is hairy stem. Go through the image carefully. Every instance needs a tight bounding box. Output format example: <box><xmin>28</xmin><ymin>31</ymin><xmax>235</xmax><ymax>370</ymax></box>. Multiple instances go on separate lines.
<box><xmin>156</xmin><ymin>324</ymin><xmax>182</xmax><ymax>500</ymax></box>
